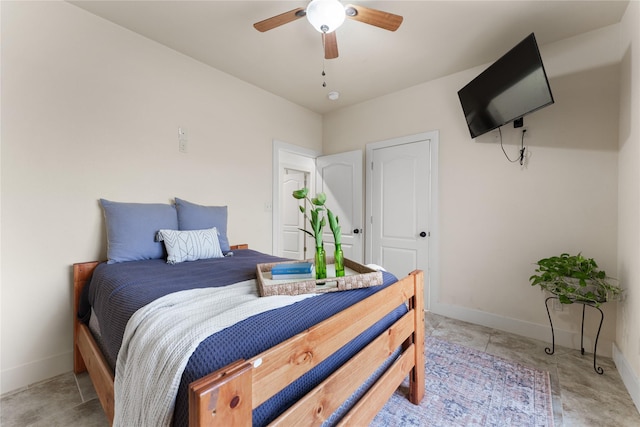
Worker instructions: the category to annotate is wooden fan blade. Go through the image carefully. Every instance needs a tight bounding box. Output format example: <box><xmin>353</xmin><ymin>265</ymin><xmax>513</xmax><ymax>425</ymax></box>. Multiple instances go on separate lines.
<box><xmin>323</xmin><ymin>32</ymin><xmax>339</xmax><ymax>59</ymax></box>
<box><xmin>253</xmin><ymin>7</ymin><xmax>306</xmax><ymax>32</ymax></box>
<box><xmin>344</xmin><ymin>4</ymin><xmax>403</xmax><ymax>31</ymax></box>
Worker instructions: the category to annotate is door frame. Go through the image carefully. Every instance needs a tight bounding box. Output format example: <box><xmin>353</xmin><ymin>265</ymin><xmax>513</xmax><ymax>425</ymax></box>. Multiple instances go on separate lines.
<box><xmin>272</xmin><ymin>140</ymin><xmax>321</xmax><ymax>256</ymax></box>
<box><xmin>365</xmin><ymin>131</ymin><xmax>439</xmax><ymax>310</ymax></box>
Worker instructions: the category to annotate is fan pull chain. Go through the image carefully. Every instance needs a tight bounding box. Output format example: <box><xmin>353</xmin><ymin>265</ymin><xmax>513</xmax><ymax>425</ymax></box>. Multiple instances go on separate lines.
<box><xmin>322</xmin><ymin>56</ymin><xmax>327</xmax><ymax>87</ymax></box>
<box><xmin>321</xmin><ymin>35</ymin><xmax>326</xmax><ymax>87</ymax></box>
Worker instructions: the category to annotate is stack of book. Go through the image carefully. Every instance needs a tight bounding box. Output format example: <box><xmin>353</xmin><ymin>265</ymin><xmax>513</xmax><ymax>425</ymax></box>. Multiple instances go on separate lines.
<box><xmin>271</xmin><ymin>262</ymin><xmax>314</xmax><ymax>280</ymax></box>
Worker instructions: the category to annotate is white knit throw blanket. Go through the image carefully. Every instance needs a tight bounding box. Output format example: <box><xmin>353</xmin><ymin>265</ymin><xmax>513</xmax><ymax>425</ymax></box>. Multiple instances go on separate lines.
<box><xmin>113</xmin><ymin>279</ymin><xmax>316</xmax><ymax>427</ymax></box>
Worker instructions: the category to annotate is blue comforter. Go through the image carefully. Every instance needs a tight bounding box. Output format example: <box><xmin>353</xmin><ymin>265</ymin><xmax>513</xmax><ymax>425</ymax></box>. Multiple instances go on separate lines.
<box><xmin>82</xmin><ymin>250</ymin><xmax>405</xmax><ymax>426</ymax></box>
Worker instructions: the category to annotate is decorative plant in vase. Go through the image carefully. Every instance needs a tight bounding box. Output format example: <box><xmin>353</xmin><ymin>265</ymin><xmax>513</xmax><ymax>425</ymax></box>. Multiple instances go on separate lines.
<box><xmin>529</xmin><ymin>253</ymin><xmax>622</xmax><ymax>307</ymax></box>
<box><xmin>327</xmin><ymin>209</ymin><xmax>344</xmax><ymax>277</ymax></box>
<box><xmin>292</xmin><ymin>187</ymin><xmax>327</xmax><ymax>279</ymax></box>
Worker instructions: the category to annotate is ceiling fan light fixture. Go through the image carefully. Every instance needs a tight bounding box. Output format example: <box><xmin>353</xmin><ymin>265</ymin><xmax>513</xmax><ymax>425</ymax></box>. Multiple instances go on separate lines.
<box><xmin>306</xmin><ymin>0</ymin><xmax>346</xmax><ymax>33</ymax></box>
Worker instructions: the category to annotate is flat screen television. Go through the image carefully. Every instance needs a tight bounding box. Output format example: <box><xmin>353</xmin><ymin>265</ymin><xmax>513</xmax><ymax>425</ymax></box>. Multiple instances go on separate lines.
<box><xmin>458</xmin><ymin>33</ymin><xmax>554</xmax><ymax>139</ymax></box>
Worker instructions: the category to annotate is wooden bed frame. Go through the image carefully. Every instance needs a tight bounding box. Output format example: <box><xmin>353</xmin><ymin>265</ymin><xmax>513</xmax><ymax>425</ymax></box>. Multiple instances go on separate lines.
<box><xmin>73</xmin><ymin>245</ymin><xmax>425</xmax><ymax>426</ymax></box>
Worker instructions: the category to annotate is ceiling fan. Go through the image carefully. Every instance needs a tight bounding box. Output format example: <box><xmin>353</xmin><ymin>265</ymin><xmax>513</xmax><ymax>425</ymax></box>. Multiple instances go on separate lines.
<box><xmin>253</xmin><ymin>0</ymin><xmax>403</xmax><ymax>60</ymax></box>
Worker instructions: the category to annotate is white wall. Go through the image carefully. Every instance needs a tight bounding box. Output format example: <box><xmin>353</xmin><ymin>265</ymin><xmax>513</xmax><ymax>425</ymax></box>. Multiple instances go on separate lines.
<box><xmin>615</xmin><ymin>0</ymin><xmax>640</xmax><ymax>409</ymax></box>
<box><xmin>323</xmin><ymin>25</ymin><xmax>623</xmax><ymax>356</ymax></box>
<box><xmin>0</xmin><ymin>1</ymin><xmax>322</xmax><ymax>393</ymax></box>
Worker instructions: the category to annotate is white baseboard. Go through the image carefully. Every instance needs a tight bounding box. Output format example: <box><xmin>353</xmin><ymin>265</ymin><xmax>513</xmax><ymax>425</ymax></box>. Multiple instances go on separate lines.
<box><xmin>613</xmin><ymin>342</ymin><xmax>640</xmax><ymax>414</ymax></box>
<box><xmin>429</xmin><ymin>301</ymin><xmax>614</xmax><ymax>358</ymax></box>
<box><xmin>1</xmin><ymin>351</ymin><xmax>72</xmax><ymax>395</ymax></box>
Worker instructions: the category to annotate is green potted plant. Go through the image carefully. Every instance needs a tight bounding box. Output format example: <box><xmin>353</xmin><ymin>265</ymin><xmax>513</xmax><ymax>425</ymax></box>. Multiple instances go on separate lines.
<box><xmin>292</xmin><ymin>187</ymin><xmax>327</xmax><ymax>279</ymax></box>
<box><xmin>327</xmin><ymin>209</ymin><xmax>344</xmax><ymax>277</ymax></box>
<box><xmin>292</xmin><ymin>187</ymin><xmax>345</xmax><ymax>279</ymax></box>
<box><xmin>529</xmin><ymin>253</ymin><xmax>622</xmax><ymax>307</ymax></box>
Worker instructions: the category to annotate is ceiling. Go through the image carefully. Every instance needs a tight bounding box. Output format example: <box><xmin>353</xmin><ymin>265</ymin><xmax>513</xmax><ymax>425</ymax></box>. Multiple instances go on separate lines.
<box><xmin>69</xmin><ymin>1</ymin><xmax>629</xmax><ymax>114</ymax></box>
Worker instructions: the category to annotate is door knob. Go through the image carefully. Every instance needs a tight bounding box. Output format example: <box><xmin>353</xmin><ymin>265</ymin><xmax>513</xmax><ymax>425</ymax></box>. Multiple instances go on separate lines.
<box><xmin>353</xmin><ymin>229</ymin><xmax>362</xmax><ymax>234</ymax></box>
<box><xmin>419</xmin><ymin>231</ymin><xmax>427</xmax><ymax>237</ymax></box>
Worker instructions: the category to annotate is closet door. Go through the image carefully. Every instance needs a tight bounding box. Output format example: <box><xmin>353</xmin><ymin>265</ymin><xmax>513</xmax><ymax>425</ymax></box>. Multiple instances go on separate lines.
<box><xmin>367</xmin><ymin>137</ymin><xmax>431</xmax><ymax>279</ymax></box>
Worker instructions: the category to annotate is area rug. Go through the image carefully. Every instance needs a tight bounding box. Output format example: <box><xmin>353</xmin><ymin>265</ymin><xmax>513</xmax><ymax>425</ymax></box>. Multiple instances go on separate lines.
<box><xmin>371</xmin><ymin>337</ymin><xmax>554</xmax><ymax>427</ymax></box>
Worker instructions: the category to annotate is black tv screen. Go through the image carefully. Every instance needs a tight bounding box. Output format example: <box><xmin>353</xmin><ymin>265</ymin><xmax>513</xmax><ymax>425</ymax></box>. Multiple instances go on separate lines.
<box><xmin>458</xmin><ymin>33</ymin><xmax>554</xmax><ymax>139</ymax></box>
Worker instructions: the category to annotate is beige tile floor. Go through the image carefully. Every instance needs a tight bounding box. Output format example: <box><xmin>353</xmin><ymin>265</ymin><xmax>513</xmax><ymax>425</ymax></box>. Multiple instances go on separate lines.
<box><xmin>2</xmin><ymin>313</ymin><xmax>639</xmax><ymax>426</ymax></box>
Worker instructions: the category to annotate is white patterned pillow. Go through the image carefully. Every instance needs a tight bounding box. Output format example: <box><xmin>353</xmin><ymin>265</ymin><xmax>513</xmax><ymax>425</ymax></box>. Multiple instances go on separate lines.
<box><xmin>156</xmin><ymin>227</ymin><xmax>224</xmax><ymax>264</ymax></box>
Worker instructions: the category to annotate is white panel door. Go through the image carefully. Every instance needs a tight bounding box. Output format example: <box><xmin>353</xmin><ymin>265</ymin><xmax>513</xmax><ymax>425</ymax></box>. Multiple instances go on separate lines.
<box><xmin>281</xmin><ymin>170</ymin><xmax>307</xmax><ymax>260</ymax></box>
<box><xmin>369</xmin><ymin>140</ymin><xmax>430</xmax><ymax>278</ymax></box>
<box><xmin>316</xmin><ymin>150</ymin><xmax>364</xmax><ymax>263</ymax></box>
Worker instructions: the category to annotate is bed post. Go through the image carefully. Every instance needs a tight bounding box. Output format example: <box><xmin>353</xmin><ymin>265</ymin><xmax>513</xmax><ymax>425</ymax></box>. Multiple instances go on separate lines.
<box><xmin>189</xmin><ymin>360</ymin><xmax>253</xmax><ymax>426</ymax></box>
<box><xmin>73</xmin><ymin>261</ymin><xmax>100</xmax><ymax>373</ymax></box>
<box><xmin>408</xmin><ymin>270</ymin><xmax>425</xmax><ymax>404</ymax></box>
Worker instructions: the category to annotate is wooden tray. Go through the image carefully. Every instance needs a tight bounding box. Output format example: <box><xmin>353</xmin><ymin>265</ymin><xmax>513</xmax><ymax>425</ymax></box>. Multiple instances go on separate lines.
<box><xmin>256</xmin><ymin>257</ymin><xmax>384</xmax><ymax>297</ymax></box>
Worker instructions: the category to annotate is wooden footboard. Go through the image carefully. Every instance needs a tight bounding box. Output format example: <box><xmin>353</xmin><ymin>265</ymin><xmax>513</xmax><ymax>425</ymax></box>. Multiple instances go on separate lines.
<box><xmin>188</xmin><ymin>270</ymin><xmax>424</xmax><ymax>426</ymax></box>
<box><xmin>73</xmin><ymin>250</ymin><xmax>424</xmax><ymax>426</ymax></box>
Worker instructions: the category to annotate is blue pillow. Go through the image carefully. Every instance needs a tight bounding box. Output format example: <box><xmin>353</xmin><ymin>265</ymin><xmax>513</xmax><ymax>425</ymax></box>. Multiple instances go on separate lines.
<box><xmin>174</xmin><ymin>198</ymin><xmax>230</xmax><ymax>252</ymax></box>
<box><xmin>100</xmin><ymin>199</ymin><xmax>178</xmax><ymax>264</ymax></box>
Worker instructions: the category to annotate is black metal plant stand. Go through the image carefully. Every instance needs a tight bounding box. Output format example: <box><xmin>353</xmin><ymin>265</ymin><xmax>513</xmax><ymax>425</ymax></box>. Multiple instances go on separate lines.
<box><xmin>544</xmin><ymin>296</ymin><xmax>605</xmax><ymax>375</ymax></box>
